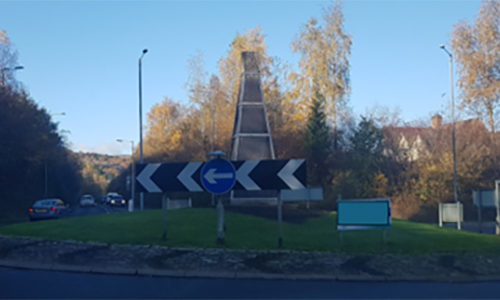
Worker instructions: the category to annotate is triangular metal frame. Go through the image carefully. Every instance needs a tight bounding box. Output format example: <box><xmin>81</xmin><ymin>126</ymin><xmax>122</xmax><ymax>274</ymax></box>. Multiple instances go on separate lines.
<box><xmin>229</xmin><ymin>51</ymin><xmax>278</xmax><ymax>205</ymax></box>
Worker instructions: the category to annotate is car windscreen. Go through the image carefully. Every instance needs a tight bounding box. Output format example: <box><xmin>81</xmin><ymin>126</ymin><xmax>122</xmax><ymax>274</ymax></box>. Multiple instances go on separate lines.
<box><xmin>33</xmin><ymin>200</ymin><xmax>57</xmax><ymax>207</ymax></box>
<box><xmin>111</xmin><ymin>196</ymin><xmax>124</xmax><ymax>200</ymax></box>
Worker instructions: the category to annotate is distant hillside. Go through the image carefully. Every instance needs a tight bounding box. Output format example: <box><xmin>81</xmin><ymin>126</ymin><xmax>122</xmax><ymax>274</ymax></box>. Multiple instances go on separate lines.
<box><xmin>74</xmin><ymin>152</ymin><xmax>131</xmax><ymax>194</ymax></box>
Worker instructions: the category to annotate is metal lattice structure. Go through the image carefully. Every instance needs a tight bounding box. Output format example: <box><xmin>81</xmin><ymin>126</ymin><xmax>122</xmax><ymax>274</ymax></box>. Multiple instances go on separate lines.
<box><xmin>229</xmin><ymin>52</ymin><xmax>278</xmax><ymax>205</ymax></box>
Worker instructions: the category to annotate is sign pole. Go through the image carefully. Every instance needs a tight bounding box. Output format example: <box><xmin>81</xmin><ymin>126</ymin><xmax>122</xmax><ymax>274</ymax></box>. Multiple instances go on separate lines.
<box><xmin>217</xmin><ymin>195</ymin><xmax>225</xmax><ymax>244</ymax></box>
<box><xmin>278</xmin><ymin>191</ymin><xmax>283</xmax><ymax>248</ymax></box>
<box><xmin>162</xmin><ymin>195</ymin><xmax>167</xmax><ymax>241</ymax></box>
<box><xmin>478</xmin><ymin>191</ymin><xmax>482</xmax><ymax>233</ymax></box>
<box><xmin>496</xmin><ymin>180</ymin><xmax>500</xmax><ymax>235</ymax></box>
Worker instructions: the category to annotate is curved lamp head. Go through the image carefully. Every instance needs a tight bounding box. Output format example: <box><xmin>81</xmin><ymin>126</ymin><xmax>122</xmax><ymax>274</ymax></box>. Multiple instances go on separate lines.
<box><xmin>143</xmin><ymin>49</ymin><xmax>148</xmax><ymax>54</ymax></box>
<box><xmin>439</xmin><ymin>44</ymin><xmax>445</xmax><ymax>49</ymax></box>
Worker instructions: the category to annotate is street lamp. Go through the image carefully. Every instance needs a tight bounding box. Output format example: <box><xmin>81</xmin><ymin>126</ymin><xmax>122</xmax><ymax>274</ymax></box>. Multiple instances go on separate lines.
<box><xmin>440</xmin><ymin>44</ymin><xmax>458</xmax><ymax>204</ymax></box>
<box><xmin>139</xmin><ymin>49</ymin><xmax>148</xmax><ymax>211</ymax></box>
<box><xmin>45</xmin><ymin>112</ymin><xmax>65</xmax><ymax>197</ymax></box>
<box><xmin>117</xmin><ymin>139</ymin><xmax>135</xmax><ymax>208</ymax></box>
<box><xmin>1</xmin><ymin>65</ymin><xmax>24</xmax><ymax>86</ymax></box>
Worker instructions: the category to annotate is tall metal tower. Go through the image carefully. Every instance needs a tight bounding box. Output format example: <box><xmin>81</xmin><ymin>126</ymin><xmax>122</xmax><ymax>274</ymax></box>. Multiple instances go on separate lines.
<box><xmin>230</xmin><ymin>51</ymin><xmax>277</xmax><ymax>205</ymax></box>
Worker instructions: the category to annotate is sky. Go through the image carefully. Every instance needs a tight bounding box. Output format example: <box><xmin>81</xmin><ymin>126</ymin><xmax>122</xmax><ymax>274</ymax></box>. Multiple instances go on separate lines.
<box><xmin>0</xmin><ymin>0</ymin><xmax>482</xmax><ymax>155</ymax></box>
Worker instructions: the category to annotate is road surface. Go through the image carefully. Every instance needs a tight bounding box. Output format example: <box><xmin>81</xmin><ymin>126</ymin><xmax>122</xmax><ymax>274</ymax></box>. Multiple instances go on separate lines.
<box><xmin>0</xmin><ymin>267</ymin><xmax>499</xmax><ymax>299</ymax></box>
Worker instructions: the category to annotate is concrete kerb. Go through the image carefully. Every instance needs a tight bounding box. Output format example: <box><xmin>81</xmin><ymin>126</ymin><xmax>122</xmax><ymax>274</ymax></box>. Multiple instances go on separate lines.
<box><xmin>2</xmin><ymin>235</ymin><xmax>500</xmax><ymax>283</ymax></box>
<box><xmin>136</xmin><ymin>268</ymin><xmax>185</xmax><ymax>278</ymax></box>
<box><xmin>90</xmin><ymin>267</ymin><xmax>137</xmax><ymax>275</ymax></box>
<box><xmin>1</xmin><ymin>259</ymin><xmax>500</xmax><ymax>283</ymax></box>
<box><xmin>51</xmin><ymin>264</ymin><xmax>92</xmax><ymax>273</ymax></box>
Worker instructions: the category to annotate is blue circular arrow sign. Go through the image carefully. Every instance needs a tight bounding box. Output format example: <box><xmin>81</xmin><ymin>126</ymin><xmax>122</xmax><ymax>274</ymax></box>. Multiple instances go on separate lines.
<box><xmin>201</xmin><ymin>158</ymin><xmax>236</xmax><ymax>194</ymax></box>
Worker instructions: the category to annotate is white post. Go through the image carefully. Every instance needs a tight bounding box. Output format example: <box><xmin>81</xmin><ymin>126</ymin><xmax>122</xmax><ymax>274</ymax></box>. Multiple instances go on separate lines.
<box><xmin>189</xmin><ymin>197</ymin><xmax>192</xmax><ymax>208</ymax></box>
<box><xmin>457</xmin><ymin>202</ymin><xmax>461</xmax><ymax>230</ymax></box>
<box><xmin>439</xmin><ymin>203</ymin><xmax>443</xmax><ymax>227</ymax></box>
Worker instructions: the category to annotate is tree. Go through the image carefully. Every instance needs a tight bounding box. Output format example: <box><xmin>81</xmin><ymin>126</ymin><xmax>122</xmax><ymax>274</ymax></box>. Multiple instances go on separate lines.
<box><xmin>290</xmin><ymin>1</ymin><xmax>352</xmax><ymax>143</ymax></box>
<box><xmin>349</xmin><ymin>116</ymin><xmax>385</xmax><ymax>198</ymax></box>
<box><xmin>305</xmin><ymin>92</ymin><xmax>331</xmax><ymax>186</ymax></box>
<box><xmin>218</xmin><ymin>26</ymin><xmax>273</xmax><ymax>106</ymax></box>
<box><xmin>144</xmin><ymin>97</ymin><xmax>188</xmax><ymax>160</ymax></box>
<box><xmin>184</xmin><ymin>51</ymin><xmax>209</xmax><ymax>146</ymax></box>
<box><xmin>0</xmin><ymin>30</ymin><xmax>20</xmax><ymax>89</ymax></box>
<box><xmin>0</xmin><ymin>87</ymin><xmax>84</xmax><ymax>217</ymax></box>
<box><xmin>451</xmin><ymin>0</ymin><xmax>500</xmax><ymax>132</ymax></box>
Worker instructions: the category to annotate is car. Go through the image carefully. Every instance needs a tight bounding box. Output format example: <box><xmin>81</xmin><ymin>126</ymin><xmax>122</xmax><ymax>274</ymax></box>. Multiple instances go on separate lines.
<box><xmin>105</xmin><ymin>192</ymin><xmax>119</xmax><ymax>205</ymax></box>
<box><xmin>79</xmin><ymin>195</ymin><xmax>96</xmax><ymax>207</ymax></box>
<box><xmin>108</xmin><ymin>195</ymin><xmax>126</xmax><ymax>207</ymax></box>
<box><xmin>29</xmin><ymin>199</ymin><xmax>69</xmax><ymax>221</ymax></box>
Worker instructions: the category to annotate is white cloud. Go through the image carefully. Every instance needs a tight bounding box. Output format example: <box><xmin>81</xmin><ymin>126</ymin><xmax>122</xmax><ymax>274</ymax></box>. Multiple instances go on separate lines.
<box><xmin>72</xmin><ymin>141</ymin><xmax>129</xmax><ymax>155</ymax></box>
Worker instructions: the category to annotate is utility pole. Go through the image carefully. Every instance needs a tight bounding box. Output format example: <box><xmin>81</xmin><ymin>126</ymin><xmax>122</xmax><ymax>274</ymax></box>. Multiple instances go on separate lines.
<box><xmin>139</xmin><ymin>49</ymin><xmax>148</xmax><ymax>211</ymax></box>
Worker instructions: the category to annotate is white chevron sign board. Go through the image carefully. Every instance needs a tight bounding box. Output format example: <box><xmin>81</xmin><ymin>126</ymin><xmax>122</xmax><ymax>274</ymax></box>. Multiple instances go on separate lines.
<box><xmin>135</xmin><ymin>159</ymin><xmax>307</xmax><ymax>194</ymax></box>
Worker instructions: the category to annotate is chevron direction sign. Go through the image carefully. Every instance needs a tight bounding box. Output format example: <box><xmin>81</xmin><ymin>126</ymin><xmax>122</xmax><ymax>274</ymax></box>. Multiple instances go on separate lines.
<box><xmin>135</xmin><ymin>159</ymin><xmax>306</xmax><ymax>193</ymax></box>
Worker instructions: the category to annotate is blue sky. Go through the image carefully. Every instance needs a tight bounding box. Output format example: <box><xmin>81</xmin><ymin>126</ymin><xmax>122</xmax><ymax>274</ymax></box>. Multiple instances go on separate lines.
<box><xmin>0</xmin><ymin>0</ymin><xmax>481</xmax><ymax>155</ymax></box>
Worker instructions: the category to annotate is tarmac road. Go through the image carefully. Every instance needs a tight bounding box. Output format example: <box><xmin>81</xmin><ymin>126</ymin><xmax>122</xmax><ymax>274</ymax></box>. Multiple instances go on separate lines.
<box><xmin>1</xmin><ymin>267</ymin><xmax>499</xmax><ymax>299</ymax></box>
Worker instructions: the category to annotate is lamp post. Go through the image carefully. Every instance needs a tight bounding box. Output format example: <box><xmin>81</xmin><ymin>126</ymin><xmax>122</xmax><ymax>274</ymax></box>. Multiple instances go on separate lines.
<box><xmin>46</xmin><ymin>112</ymin><xmax>66</xmax><ymax>197</ymax></box>
<box><xmin>139</xmin><ymin>49</ymin><xmax>148</xmax><ymax>211</ymax></box>
<box><xmin>117</xmin><ymin>139</ymin><xmax>135</xmax><ymax>207</ymax></box>
<box><xmin>440</xmin><ymin>44</ymin><xmax>458</xmax><ymax>204</ymax></box>
<box><xmin>0</xmin><ymin>66</ymin><xmax>24</xmax><ymax>86</ymax></box>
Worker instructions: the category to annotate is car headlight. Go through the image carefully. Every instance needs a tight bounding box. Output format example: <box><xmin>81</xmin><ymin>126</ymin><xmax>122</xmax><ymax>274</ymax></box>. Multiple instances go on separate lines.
<box><xmin>111</xmin><ymin>200</ymin><xmax>115</xmax><ymax>204</ymax></box>
<box><xmin>122</xmin><ymin>200</ymin><xmax>125</xmax><ymax>203</ymax></box>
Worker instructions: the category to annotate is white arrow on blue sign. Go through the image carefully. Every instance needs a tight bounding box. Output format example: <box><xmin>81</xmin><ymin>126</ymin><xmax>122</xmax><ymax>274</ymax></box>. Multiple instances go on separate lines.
<box><xmin>201</xmin><ymin>158</ymin><xmax>236</xmax><ymax>194</ymax></box>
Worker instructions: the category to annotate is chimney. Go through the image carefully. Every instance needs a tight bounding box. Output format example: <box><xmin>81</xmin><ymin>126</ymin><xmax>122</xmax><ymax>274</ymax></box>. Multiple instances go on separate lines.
<box><xmin>432</xmin><ymin>114</ymin><xmax>442</xmax><ymax>129</ymax></box>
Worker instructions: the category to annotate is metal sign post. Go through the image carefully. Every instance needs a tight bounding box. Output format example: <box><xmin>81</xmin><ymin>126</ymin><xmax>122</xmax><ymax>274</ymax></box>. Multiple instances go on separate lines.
<box><xmin>202</xmin><ymin>151</ymin><xmax>235</xmax><ymax>245</ymax></box>
<box><xmin>162</xmin><ymin>195</ymin><xmax>167</xmax><ymax>241</ymax></box>
<box><xmin>496</xmin><ymin>180</ymin><xmax>500</xmax><ymax>235</ymax></box>
<box><xmin>478</xmin><ymin>191</ymin><xmax>483</xmax><ymax>233</ymax></box>
<box><xmin>216</xmin><ymin>195</ymin><xmax>225</xmax><ymax>244</ymax></box>
<box><xmin>278</xmin><ymin>192</ymin><xmax>283</xmax><ymax>248</ymax></box>
<box><xmin>135</xmin><ymin>155</ymin><xmax>308</xmax><ymax>246</ymax></box>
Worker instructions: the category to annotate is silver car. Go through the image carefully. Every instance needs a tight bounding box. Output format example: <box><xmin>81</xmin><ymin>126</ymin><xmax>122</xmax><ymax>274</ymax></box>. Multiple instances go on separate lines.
<box><xmin>29</xmin><ymin>199</ymin><xmax>68</xmax><ymax>221</ymax></box>
<box><xmin>79</xmin><ymin>195</ymin><xmax>96</xmax><ymax>207</ymax></box>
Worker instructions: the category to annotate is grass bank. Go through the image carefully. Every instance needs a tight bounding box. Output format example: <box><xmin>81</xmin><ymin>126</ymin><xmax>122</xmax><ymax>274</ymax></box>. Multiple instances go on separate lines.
<box><xmin>0</xmin><ymin>208</ymin><xmax>498</xmax><ymax>254</ymax></box>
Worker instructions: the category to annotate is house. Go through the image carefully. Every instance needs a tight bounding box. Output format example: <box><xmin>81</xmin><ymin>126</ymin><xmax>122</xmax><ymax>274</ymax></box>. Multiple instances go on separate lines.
<box><xmin>383</xmin><ymin>115</ymin><xmax>489</xmax><ymax>162</ymax></box>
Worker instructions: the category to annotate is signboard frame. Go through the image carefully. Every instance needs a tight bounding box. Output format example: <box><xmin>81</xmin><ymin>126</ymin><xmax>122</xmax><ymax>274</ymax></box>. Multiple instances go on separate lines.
<box><xmin>337</xmin><ymin>198</ymin><xmax>392</xmax><ymax>230</ymax></box>
<box><xmin>336</xmin><ymin>196</ymin><xmax>392</xmax><ymax>244</ymax></box>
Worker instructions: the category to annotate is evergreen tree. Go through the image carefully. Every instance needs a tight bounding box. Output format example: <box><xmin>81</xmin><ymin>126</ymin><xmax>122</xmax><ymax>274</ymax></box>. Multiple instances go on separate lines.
<box><xmin>304</xmin><ymin>92</ymin><xmax>330</xmax><ymax>186</ymax></box>
<box><xmin>350</xmin><ymin>116</ymin><xmax>385</xmax><ymax>197</ymax></box>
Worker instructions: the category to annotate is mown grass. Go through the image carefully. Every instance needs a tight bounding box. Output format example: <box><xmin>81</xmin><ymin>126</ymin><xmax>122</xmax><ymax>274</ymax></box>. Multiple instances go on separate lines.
<box><xmin>0</xmin><ymin>208</ymin><xmax>498</xmax><ymax>254</ymax></box>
